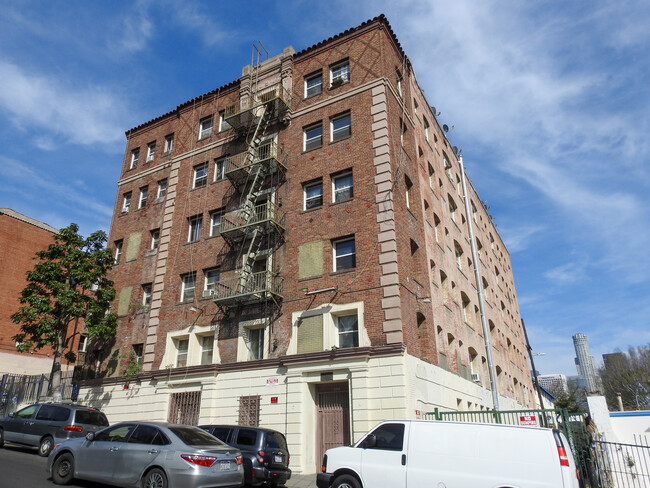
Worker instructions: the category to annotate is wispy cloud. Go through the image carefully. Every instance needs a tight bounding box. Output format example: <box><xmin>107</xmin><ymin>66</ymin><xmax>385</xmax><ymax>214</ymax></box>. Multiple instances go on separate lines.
<box><xmin>112</xmin><ymin>0</ymin><xmax>154</xmax><ymax>53</ymax></box>
<box><xmin>544</xmin><ymin>262</ymin><xmax>586</xmax><ymax>284</ymax></box>
<box><xmin>0</xmin><ymin>156</ymin><xmax>114</xmax><ymax>220</ymax></box>
<box><xmin>0</xmin><ymin>60</ymin><xmax>127</xmax><ymax>149</ymax></box>
<box><xmin>500</xmin><ymin>223</ymin><xmax>545</xmax><ymax>253</ymax></box>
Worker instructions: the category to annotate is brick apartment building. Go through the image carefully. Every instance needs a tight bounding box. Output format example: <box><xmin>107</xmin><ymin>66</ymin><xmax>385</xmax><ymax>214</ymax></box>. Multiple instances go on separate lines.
<box><xmin>0</xmin><ymin>208</ymin><xmax>60</xmax><ymax>375</ymax></box>
<box><xmin>79</xmin><ymin>15</ymin><xmax>535</xmax><ymax>473</ymax></box>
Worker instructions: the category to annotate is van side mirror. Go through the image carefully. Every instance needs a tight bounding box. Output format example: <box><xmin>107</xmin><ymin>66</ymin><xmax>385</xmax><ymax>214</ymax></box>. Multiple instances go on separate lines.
<box><xmin>361</xmin><ymin>434</ymin><xmax>376</xmax><ymax>448</ymax></box>
<box><xmin>86</xmin><ymin>432</ymin><xmax>95</xmax><ymax>441</ymax></box>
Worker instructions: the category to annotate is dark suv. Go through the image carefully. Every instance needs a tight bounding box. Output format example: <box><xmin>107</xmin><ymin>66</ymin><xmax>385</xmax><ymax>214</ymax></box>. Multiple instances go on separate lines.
<box><xmin>200</xmin><ymin>425</ymin><xmax>291</xmax><ymax>486</ymax></box>
<box><xmin>0</xmin><ymin>403</ymin><xmax>109</xmax><ymax>456</ymax></box>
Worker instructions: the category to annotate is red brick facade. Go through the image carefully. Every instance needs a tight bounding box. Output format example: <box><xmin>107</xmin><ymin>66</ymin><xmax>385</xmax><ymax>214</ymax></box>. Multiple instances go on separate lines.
<box><xmin>0</xmin><ymin>209</ymin><xmax>58</xmax><ymax>374</ymax></box>
<box><xmin>100</xmin><ymin>16</ymin><xmax>534</xmax><ymax>406</ymax></box>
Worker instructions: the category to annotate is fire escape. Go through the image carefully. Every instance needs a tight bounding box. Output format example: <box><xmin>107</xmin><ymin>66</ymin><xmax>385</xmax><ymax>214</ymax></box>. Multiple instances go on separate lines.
<box><xmin>212</xmin><ymin>68</ymin><xmax>291</xmax><ymax>311</ymax></box>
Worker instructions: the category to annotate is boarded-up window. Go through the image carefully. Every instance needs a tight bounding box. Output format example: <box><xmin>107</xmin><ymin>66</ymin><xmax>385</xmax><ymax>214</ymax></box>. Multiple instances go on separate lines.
<box><xmin>298</xmin><ymin>241</ymin><xmax>323</xmax><ymax>279</ymax></box>
<box><xmin>297</xmin><ymin>315</ymin><xmax>323</xmax><ymax>353</ymax></box>
<box><xmin>168</xmin><ymin>391</ymin><xmax>201</xmax><ymax>425</ymax></box>
<box><xmin>238</xmin><ymin>395</ymin><xmax>260</xmax><ymax>426</ymax></box>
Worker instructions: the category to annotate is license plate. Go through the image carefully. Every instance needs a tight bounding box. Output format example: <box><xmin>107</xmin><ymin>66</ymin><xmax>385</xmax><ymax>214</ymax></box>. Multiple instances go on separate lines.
<box><xmin>220</xmin><ymin>461</ymin><xmax>231</xmax><ymax>471</ymax></box>
<box><xmin>274</xmin><ymin>455</ymin><xmax>283</xmax><ymax>463</ymax></box>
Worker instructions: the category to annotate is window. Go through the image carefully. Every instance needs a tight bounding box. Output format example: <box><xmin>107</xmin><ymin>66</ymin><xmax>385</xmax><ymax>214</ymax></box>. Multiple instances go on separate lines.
<box><xmin>181</xmin><ymin>273</ymin><xmax>196</xmax><ymax>302</ymax></box>
<box><xmin>142</xmin><ymin>283</ymin><xmax>152</xmax><ymax>307</ymax></box>
<box><xmin>146</xmin><ymin>141</ymin><xmax>155</xmax><ymax>162</ymax></box>
<box><xmin>471</xmin><ymin>201</ymin><xmax>478</xmax><ymax>223</ymax></box>
<box><xmin>396</xmin><ymin>69</ymin><xmax>403</xmax><ymax>97</ymax></box>
<box><xmin>193</xmin><ymin>162</ymin><xmax>208</xmax><ymax>188</ymax></box>
<box><xmin>461</xmin><ymin>292</ymin><xmax>471</xmax><ymax>324</ymax></box>
<box><xmin>210</xmin><ymin>211</ymin><xmax>223</xmax><ymax>237</ymax></box>
<box><xmin>130</xmin><ymin>149</ymin><xmax>139</xmax><ymax>169</ymax></box>
<box><xmin>330</xmin><ymin>59</ymin><xmax>350</xmax><ymax>86</ymax></box>
<box><xmin>405</xmin><ymin>176</ymin><xmax>413</xmax><ymax>209</ymax></box>
<box><xmin>204</xmin><ymin>268</ymin><xmax>219</xmax><ymax>297</ymax></box>
<box><xmin>337</xmin><ymin>314</ymin><xmax>358</xmax><ymax>348</ymax></box>
<box><xmin>122</xmin><ymin>192</ymin><xmax>132</xmax><ymax>213</ymax></box>
<box><xmin>138</xmin><ymin>186</ymin><xmax>148</xmax><ymax>209</ymax></box>
<box><xmin>433</xmin><ymin>214</ymin><xmax>441</xmax><ymax>243</ymax></box>
<box><xmin>362</xmin><ymin>423</ymin><xmax>405</xmax><ymax>451</ymax></box>
<box><xmin>164</xmin><ymin>134</ymin><xmax>174</xmax><ymax>154</ymax></box>
<box><xmin>199</xmin><ymin>116</ymin><xmax>213</xmax><ymax>139</ymax></box>
<box><xmin>428</xmin><ymin>163</ymin><xmax>435</xmax><ymax>189</ymax></box>
<box><xmin>150</xmin><ymin>228</ymin><xmax>160</xmax><ymax>250</ymax></box>
<box><xmin>331</xmin><ymin>112</ymin><xmax>351</xmax><ymax>142</ymax></box>
<box><xmin>424</xmin><ymin>117</ymin><xmax>430</xmax><ymax>142</ymax></box>
<box><xmin>333</xmin><ymin>237</ymin><xmax>355</xmax><ymax>271</ymax></box>
<box><xmin>400</xmin><ymin>118</ymin><xmax>407</xmax><ymax>146</ymax></box>
<box><xmin>248</xmin><ymin>327</ymin><xmax>264</xmax><ymax>360</ymax></box>
<box><xmin>304</xmin><ymin>122</ymin><xmax>322</xmax><ymax>151</ymax></box>
<box><xmin>455</xmin><ymin>242</ymin><xmax>464</xmax><ymax>270</ymax></box>
<box><xmin>187</xmin><ymin>215</ymin><xmax>202</xmax><ymax>242</ymax></box>
<box><xmin>332</xmin><ymin>171</ymin><xmax>353</xmax><ymax>202</ymax></box>
<box><xmin>219</xmin><ymin>111</ymin><xmax>232</xmax><ymax>132</ymax></box>
<box><xmin>448</xmin><ymin>195</ymin><xmax>457</xmax><ymax>222</ymax></box>
<box><xmin>78</xmin><ymin>335</ymin><xmax>88</xmax><ymax>353</ymax></box>
<box><xmin>132</xmin><ymin>343</ymin><xmax>143</xmax><ymax>365</ymax></box>
<box><xmin>305</xmin><ymin>71</ymin><xmax>323</xmax><ymax>97</ymax></box>
<box><xmin>114</xmin><ymin>240</ymin><xmax>123</xmax><ymax>264</ymax></box>
<box><xmin>200</xmin><ymin>335</ymin><xmax>214</xmax><ymax>365</ymax></box>
<box><xmin>214</xmin><ymin>157</ymin><xmax>226</xmax><ymax>181</ymax></box>
<box><xmin>303</xmin><ymin>180</ymin><xmax>323</xmax><ymax>210</ymax></box>
<box><xmin>176</xmin><ymin>338</ymin><xmax>189</xmax><ymax>367</ymax></box>
<box><xmin>157</xmin><ymin>179</ymin><xmax>167</xmax><ymax>199</ymax></box>
<box><xmin>444</xmin><ymin>156</ymin><xmax>454</xmax><ymax>182</ymax></box>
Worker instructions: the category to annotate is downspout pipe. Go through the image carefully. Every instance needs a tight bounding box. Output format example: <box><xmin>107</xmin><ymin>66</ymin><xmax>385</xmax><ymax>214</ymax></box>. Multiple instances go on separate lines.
<box><xmin>459</xmin><ymin>155</ymin><xmax>500</xmax><ymax>411</ymax></box>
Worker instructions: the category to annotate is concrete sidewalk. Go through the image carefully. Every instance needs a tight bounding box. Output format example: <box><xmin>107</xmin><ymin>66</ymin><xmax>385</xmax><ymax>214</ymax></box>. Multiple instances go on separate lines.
<box><xmin>283</xmin><ymin>473</ymin><xmax>318</xmax><ymax>488</ymax></box>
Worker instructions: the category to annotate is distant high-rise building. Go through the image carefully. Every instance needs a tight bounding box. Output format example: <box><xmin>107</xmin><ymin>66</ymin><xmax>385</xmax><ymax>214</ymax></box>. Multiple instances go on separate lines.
<box><xmin>537</xmin><ymin>374</ymin><xmax>568</xmax><ymax>394</ymax></box>
<box><xmin>572</xmin><ymin>333</ymin><xmax>600</xmax><ymax>393</ymax></box>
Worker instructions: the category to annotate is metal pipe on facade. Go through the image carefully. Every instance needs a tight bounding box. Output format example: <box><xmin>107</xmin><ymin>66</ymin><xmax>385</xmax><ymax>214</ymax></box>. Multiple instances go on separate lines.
<box><xmin>459</xmin><ymin>155</ymin><xmax>500</xmax><ymax>411</ymax></box>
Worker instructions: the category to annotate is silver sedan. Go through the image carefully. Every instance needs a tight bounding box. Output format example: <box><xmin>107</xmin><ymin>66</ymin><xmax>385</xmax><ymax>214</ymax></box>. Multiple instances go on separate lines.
<box><xmin>46</xmin><ymin>421</ymin><xmax>244</xmax><ymax>488</ymax></box>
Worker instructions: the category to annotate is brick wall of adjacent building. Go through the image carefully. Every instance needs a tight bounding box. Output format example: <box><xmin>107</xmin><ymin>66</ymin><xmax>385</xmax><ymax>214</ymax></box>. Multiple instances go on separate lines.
<box><xmin>0</xmin><ymin>209</ymin><xmax>58</xmax><ymax>375</ymax></box>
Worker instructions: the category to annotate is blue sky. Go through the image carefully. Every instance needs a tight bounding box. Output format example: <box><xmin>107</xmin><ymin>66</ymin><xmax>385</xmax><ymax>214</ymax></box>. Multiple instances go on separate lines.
<box><xmin>1</xmin><ymin>1</ymin><xmax>649</xmax><ymax>377</ymax></box>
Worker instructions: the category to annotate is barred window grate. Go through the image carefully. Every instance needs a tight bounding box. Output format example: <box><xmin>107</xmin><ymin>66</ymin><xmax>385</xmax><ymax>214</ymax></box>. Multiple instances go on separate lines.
<box><xmin>238</xmin><ymin>395</ymin><xmax>260</xmax><ymax>426</ymax></box>
<box><xmin>168</xmin><ymin>391</ymin><xmax>202</xmax><ymax>425</ymax></box>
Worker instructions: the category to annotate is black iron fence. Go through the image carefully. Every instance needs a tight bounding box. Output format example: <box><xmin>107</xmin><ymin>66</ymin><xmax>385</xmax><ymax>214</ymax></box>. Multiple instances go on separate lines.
<box><xmin>0</xmin><ymin>372</ymin><xmax>75</xmax><ymax>417</ymax></box>
<box><xmin>593</xmin><ymin>439</ymin><xmax>650</xmax><ymax>488</ymax></box>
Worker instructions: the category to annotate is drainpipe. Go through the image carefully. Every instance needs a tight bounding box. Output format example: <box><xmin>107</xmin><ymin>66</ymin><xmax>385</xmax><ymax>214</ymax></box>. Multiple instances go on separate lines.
<box><xmin>459</xmin><ymin>155</ymin><xmax>500</xmax><ymax>411</ymax></box>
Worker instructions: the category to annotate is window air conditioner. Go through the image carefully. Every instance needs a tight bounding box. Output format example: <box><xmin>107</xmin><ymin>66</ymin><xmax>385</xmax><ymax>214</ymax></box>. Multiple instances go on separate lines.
<box><xmin>471</xmin><ymin>373</ymin><xmax>481</xmax><ymax>382</ymax></box>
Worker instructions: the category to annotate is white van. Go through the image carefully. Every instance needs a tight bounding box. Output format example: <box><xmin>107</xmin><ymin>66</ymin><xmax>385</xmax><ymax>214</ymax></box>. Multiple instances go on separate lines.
<box><xmin>317</xmin><ymin>420</ymin><xmax>580</xmax><ymax>488</ymax></box>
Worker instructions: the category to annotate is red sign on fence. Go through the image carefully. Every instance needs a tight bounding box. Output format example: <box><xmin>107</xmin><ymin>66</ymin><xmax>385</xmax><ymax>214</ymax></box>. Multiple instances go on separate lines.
<box><xmin>519</xmin><ymin>415</ymin><xmax>538</xmax><ymax>426</ymax></box>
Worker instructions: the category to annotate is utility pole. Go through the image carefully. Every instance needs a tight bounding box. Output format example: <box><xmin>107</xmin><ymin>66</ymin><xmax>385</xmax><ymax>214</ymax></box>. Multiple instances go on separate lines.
<box><xmin>521</xmin><ymin>318</ymin><xmax>546</xmax><ymax>413</ymax></box>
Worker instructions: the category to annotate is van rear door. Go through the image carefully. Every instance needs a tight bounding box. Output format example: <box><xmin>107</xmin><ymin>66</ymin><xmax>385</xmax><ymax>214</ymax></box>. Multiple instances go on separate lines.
<box><xmin>358</xmin><ymin>422</ymin><xmax>408</xmax><ymax>488</ymax></box>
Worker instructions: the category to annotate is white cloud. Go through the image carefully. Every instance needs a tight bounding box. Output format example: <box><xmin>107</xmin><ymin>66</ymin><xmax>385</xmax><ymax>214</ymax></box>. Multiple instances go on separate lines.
<box><xmin>543</xmin><ymin>262</ymin><xmax>586</xmax><ymax>284</ymax></box>
<box><xmin>113</xmin><ymin>0</ymin><xmax>154</xmax><ymax>53</ymax></box>
<box><xmin>0</xmin><ymin>156</ymin><xmax>114</xmax><ymax>220</ymax></box>
<box><xmin>500</xmin><ymin>223</ymin><xmax>545</xmax><ymax>253</ymax></box>
<box><xmin>0</xmin><ymin>60</ymin><xmax>126</xmax><ymax>149</ymax></box>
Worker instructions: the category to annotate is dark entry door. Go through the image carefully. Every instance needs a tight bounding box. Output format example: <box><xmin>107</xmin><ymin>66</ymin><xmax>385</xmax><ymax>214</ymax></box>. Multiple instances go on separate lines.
<box><xmin>316</xmin><ymin>382</ymin><xmax>350</xmax><ymax>470</ymax></box>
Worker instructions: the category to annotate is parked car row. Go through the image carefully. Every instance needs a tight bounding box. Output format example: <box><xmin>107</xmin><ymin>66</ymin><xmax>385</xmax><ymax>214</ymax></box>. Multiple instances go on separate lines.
<box><xmin>0</xmin><ymin>403</ymin><xmax>291</xmax><ymax>488</ymax></box>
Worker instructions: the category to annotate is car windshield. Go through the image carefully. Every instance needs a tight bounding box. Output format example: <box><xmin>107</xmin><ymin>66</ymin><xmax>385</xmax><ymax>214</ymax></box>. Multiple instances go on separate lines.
<box><xmin>265</xmin><ymin>432</ymin><xmax>288</xmax><ymax>450</ymax></box>
<box><xmin>170</xmin><ymin>426</ymin><xmax>227</xmax><ymax>447</ymax></box>
<box><xmin>75</xmin><ymin>410</ymin><xmax>109</xmax><ymax>426</ymax></box>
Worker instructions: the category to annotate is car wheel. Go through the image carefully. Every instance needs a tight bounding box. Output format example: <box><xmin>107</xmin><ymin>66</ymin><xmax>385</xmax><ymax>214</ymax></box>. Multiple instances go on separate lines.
<box><xmin>0</xmin><ymin>428</ymin><xmax>4</xmax><ymax>448</ymax></box>
<box><xmin>332</xmin><ymin>474</ymin><xmax>361</xmax><ymax>488</ymax></box>
<box><xmin>142</xmin><ymin>467</ymin><xmax>167</xmax><ymax>488</ymax></box>
<box><xmin>39</xmin><ymin>435</ymin><xmax>54</xmax><ymax>457</ymax></box>
<box><xmin>52</xmin><ymin>453</ymin><xmax>74</xmax><ymax>485</ymax></box>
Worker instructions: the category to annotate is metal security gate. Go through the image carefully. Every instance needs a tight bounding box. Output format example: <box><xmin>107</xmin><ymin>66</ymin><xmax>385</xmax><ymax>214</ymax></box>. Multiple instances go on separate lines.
<box><xmin>316</xmin><ymin>383</ymin><xmax>350</xmax><ymax>471</ymax></box>
<box><xmin>593</xmin><ymin>439</ymin><xmax>650</xmax><ymax>488</ymax></box>
<box><xmin>168</xmin><ymin>391</ymin><xmax>201</xmax><ymax>425</ymax></box>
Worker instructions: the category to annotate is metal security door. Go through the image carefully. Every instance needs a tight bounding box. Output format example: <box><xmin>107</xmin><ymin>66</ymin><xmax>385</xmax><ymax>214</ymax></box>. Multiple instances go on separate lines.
<box><xmin>316</xmin><ymin>383</ymin><xmax>350</xmax><ymax>470</ymax></box>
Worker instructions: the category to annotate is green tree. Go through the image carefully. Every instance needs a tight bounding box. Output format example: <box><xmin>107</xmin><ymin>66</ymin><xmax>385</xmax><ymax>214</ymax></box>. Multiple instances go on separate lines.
<box><xmin>11</xmin><ymin>223</ymin><xmax>117</xmax><ymax>397</ymax></box>
<box><xmin>548</xmin><ymin>382</ymin><xmax>587</xmax><ymax>413</ymax></box>
<box><xmin>599</xmin><ymin>346</ymin><xmax>650</xmax><ymax>410</ymax></box>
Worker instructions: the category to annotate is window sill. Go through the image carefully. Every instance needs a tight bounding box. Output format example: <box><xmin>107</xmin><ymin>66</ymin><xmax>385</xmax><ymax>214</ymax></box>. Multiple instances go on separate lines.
<box><xmin>328</xmin><ymin>198</ymin><xmax>353</xmax><ymax>207</ymax></box>
<box><xmin>154</xmin><ymin>197</ymin><xmax>165</xmax><ymax>204</ymax></box>
<box><xmin>303</xmin><ymin>91</ymin><xmax>323</xmax><ymax>100</ymax></box>
<box><xmin>302</xmin><ymin>145</ymin><xmax>323</xmax><ymax>154</ymax></box>
<box><xmin>329</xmin><ymin>134</ymin><xmax>351</xmax><ymax>146</ymax></box>
<box><xmin>328</xmin><ymin>80</ymin><xmax>349</xmax><ymax>91</ymax></box>
<box><xmin>198</xmin><ymin>132</ymin><xmax>212</xmax><ymax>141</ymax></box>
<box><xmin>301</xmin><ymin>206</ymin><xmax>323</xmax><ymax>214</ymax></box>
<box><xmin>330</xmin><ymin>268</ymin><xmax>355</xmax><ymax>276</ymax></box>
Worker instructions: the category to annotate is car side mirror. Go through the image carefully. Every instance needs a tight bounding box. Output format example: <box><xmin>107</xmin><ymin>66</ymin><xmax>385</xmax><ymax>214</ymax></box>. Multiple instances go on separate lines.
<box><xmin>8</xmin><ymin>413</ymin><xmax>14</xmax><ymax>418</ymax></box>
<box><xmin>86</xmin><ymin>432</ymin><xmax>95</xmax><ymax>441</ymax></box>
<box><xmin>361</xmin><ymin>434</ymin><xmax>376</xmax><ymax>448</ymax></box>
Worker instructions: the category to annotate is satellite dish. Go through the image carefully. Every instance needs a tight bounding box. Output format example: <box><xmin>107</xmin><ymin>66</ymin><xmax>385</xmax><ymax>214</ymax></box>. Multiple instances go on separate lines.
<box><xmin>443</xmin><ymin>124</ymin><xmax>449</xmax><ymax>132</ymax></box>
